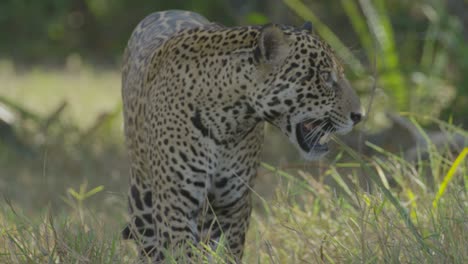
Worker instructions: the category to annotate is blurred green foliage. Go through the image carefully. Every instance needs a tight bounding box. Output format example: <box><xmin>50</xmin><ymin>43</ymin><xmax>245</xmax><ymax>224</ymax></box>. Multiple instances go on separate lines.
<box><xmin>0</xmin><ymin>0</ymin><xmax>235</xmax><ymax>63</ymax></box>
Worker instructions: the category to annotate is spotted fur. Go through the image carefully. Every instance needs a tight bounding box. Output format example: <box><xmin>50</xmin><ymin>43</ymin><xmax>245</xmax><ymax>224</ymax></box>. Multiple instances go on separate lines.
<box><xmin>121</xmin><ymin>10</ymin><xmax>361</xmax><ymax>263</ymax></box>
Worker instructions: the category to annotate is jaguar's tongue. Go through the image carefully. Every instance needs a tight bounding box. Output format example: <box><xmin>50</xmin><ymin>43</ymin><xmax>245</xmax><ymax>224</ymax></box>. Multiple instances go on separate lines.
<box><xmin>303</xmin><ymin>121</ymin><xmax>315</xmax><ymax>131</ymax></box>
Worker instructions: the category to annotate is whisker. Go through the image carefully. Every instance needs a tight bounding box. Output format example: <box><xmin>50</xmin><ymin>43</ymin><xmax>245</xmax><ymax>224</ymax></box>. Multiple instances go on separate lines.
<box><xmin>309</xmin><ymin>126</ymin><xmax>334</xmax><ymax>150</ymax></box>
<box><xmin>304</xmin><ymin>122</ymin><xmax>326</xmax><ymax>140</ymax></box>
<box><xmin>305</xmin><ymin>122</ymin><xmax>327</xmax><ymax>142</ymax></box>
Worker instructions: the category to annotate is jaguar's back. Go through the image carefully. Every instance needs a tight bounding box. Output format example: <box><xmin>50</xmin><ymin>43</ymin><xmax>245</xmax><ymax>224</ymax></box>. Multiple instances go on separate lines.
<box><xmin>122</xmin><ymin>10</ymin><xmax>213</xmax><ymax>142</ymax></box>
<box><xmin>121</xmin><ymin>10</ymin><xmax>218</xmax><ymax>185</ymax></box>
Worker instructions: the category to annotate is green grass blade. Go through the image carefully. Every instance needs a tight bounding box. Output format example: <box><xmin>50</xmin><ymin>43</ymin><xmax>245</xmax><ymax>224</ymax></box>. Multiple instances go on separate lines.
<box><xmin>260</xmin><ymin>162</ymin><xmax>316</xmax><ymax>195</ymax></box>
<box><xmin>359</xmin><ymin>0</ymin><xmax>407</xmax><ymax>110</ymax></box>
<box><xmin>433</xmin><ymin>147</ymin><xmax>468</xmax><ymax>209</ymax></box>
<box><xmin>329</xmin><ymin>166</ymin><xmax>354</xmax><ymax>197</ymax></box>
<box><xmin>340</xmin><ymin>0</ymin><xmax>373</xmax><ymax>60</ymax></box>
<box><xmin>83</xmin><ymin>185</ymin><xmax>104</xmax><ymax>200</ymax></box>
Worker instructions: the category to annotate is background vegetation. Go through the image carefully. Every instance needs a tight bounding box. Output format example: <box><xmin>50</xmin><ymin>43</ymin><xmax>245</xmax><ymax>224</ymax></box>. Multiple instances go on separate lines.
<box><xmin>0</xmin><ymin>0</ymin><xmax>467</xmax><ymax>263</ymax></box>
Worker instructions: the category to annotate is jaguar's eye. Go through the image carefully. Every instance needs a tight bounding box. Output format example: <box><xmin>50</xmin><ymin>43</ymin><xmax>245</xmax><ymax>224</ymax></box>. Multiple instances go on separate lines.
<box><xmin>320</xmin><ymin>71</ymin><xmax>332</xmax><ymax>85</ymax></box>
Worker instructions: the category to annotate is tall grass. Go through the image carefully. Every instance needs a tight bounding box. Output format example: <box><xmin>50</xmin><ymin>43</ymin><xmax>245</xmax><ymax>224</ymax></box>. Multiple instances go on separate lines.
<box><xmin>1</xmin><ymin>125</ymin><xmax>466</xmax><ymax>263</ymax></box>
<box><xmin>245</xmin><ymin>128</ymin><xmax>466</xmax><ymax>263</ymax></box>
<box><xmin>0</xmin><ymin>199</ymin><xmax>137</xmax><ymax>263</ymax></box>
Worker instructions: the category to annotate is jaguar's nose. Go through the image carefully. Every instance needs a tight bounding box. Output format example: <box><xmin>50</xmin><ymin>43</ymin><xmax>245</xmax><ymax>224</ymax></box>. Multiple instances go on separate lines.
<box><xmin>350</xmin><ymin>112</ymin><xmax>362</xmax><ymax>125</ymax></box>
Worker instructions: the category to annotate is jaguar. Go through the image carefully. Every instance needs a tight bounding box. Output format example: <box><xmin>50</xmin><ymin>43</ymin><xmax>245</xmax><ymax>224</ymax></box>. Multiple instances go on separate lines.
<box><xmin>121</xmin><ymin>10</ymin><xmax>362</xmax><ymax>263</ymax></box>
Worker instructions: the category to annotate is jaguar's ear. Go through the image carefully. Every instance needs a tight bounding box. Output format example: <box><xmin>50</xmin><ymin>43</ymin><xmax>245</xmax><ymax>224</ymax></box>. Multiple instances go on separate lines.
<box><xmin>302</xmin><ymin>21</ymin><xmax>313</xmax><ymax>33</ymax></box>
<box><xmin>255</xmin><ymin>24</ymin><xmax>288</xmax><ymax>66</ymax></box>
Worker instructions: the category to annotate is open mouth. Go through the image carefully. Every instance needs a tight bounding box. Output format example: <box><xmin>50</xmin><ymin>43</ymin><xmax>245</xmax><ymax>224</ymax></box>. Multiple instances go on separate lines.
<box><xmin>295</xmin><ymin>119</ymin><xmax>335</xmax><ymax>153</ymax></box>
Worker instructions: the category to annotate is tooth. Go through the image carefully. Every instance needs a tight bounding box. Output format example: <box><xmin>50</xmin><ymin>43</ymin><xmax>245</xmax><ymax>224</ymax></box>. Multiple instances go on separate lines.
<box><xmin>319</xmin><ymin>133</ymin><xmax>330</xmax><ymax>145</ymax></box>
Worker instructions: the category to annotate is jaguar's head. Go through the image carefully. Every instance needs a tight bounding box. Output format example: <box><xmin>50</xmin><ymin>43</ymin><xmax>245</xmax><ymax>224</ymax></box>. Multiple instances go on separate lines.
<box><xmin>250</xmin><ymin>23</ymin><xmax>362</xmax><ymax>160</ymax></box>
